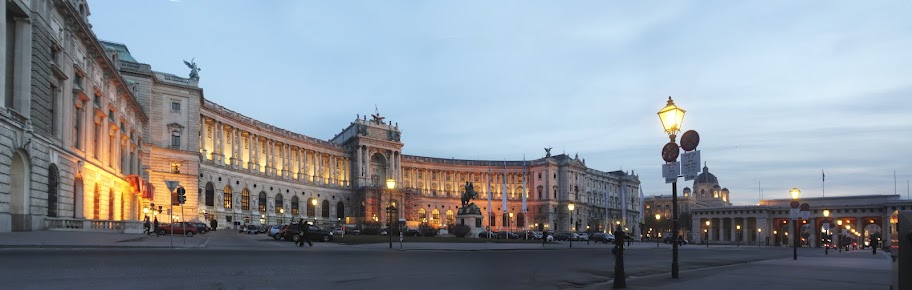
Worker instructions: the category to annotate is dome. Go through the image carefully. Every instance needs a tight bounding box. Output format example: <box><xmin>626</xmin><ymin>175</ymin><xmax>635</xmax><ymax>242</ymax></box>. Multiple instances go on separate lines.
<box><xmin>694</xmin><ymin>164</ymin><xmax>718</xmax><ymax>186</ymax></box>
<box><xmin>712</xmin><ymin>185</ymin><xmax>722</xmax><ymax>191</ymax></box>
<box><xmin>721</xmin><ymin>188</ymin><xmax>729</xmax><ymax>193</ymax></box>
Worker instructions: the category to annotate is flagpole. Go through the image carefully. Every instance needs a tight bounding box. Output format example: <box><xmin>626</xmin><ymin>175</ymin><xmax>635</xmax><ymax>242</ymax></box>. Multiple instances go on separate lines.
<box><xmin>503</xmin><ymin>160</ymin><xmax>508</xmax><ymax>234</ymax></box>
<box><xmin>822</xmin><ymin>170</ymin><xmax>825</xmax><ymax>197</ymax></box>
<box><xmin>487</xmin><ymin>167</ymin><xmax>492</xmax><ymax>232</ymax></box>
<box><xmin>522</xmin><ymin>156</ymin><xmax>527</xmax><ymax>237</ymax></box>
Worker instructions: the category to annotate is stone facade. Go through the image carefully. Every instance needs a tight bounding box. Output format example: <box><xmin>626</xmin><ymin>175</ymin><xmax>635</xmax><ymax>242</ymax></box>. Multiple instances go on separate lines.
<box><xmin>1</xmin><ymin>0</ymin><xmax>641</xmax><ymax>237</ymax></box>
<box><xmin>1</xmin><ymin>0</ymin><xmax>148</xmax><ymax>232</ymax></box>
<box><xmin>644</xmin><ymin>164</ymin><xmax>731</xmax><ymax>239</ymax></box>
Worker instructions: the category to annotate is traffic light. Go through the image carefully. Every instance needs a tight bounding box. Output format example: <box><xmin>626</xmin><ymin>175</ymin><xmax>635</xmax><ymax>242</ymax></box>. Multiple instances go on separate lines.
<box><xmin>177</xmin><ymin>187</ymin><xmax>187</xmax><ymax>204</ymax></box>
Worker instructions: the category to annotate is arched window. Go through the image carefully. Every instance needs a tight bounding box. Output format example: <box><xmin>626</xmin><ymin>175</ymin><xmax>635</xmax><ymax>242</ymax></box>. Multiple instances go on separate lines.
<box><xmin>93</xmin><ymin>185</ymin><xmax>100</xmax><ymax>219</ymax></box>
<box><xmin>322</xmin><ymin>200</ymin><xmax>330</xmax><ymax>218</ymax></box>
<box><xmin>489</xmin><ymin>212</ymin><xmax>496</xmax><ymax>227</ymax></box>
<box><xmin>432</xmin><ymin>209</ymin><xmax>441</xmax><ymax>226</ymax></box>
<box><xmin>445</xmin><ymin>210</ymin><xmax>455</xmax><ymax>226</ymax></box>
<box><xmin>223</xmin><ymin>186</ymin><xmax>233</xmax><ymax>209</ymax></box>
<box><xmin>516</xmin><ymin>212</ymin><xmax>525</xmax><ymax>227</ymax></box>
<box><xmin>552</xmin><ymin>186</ymin><xmax>558</xmax><ymax>199</ymax></box>
<box><xmin>258</xmin><ymin>191</ymin><xmax>266</xmax><ymax>212</ymax></box>
<box><xmin>701</xmin><ymin>189</ymin><xmax>705</xmax><ymax>197</ymax></box>
<box><xmin>537</xmin><ymin>185</ymin><xmax>543</xmax><ymax>200</ymax></box>
<box><xmin>48</xmin><ymin>164</ymin><xmax>59</xmax><ymax>217</ymax></box>
<box><xmin>291</xmin><ymin>196</ymin><xmax>299</xmax><ymax>215</ymax></box>
<box><xmin>241</xmin><ymin>188</ymin><xmax>250</xmax><ymax>210</ymax></box>
<box><xmin>204</xmin><ymin>182</ymin><xmax>214</xmax><ymax>206</ymax></box>
<box><xmin>336</xmin><ymin>201</ymin><xmax>344</xmax><ymax>219</ymax></box>
<box><xmin>418</xmin><ymin>208</ymin><xmax>427</xmax><ymax>223</ymax></box>
<box><xmin>307</xmin><ymin>198</ymin><xmax>316</xmax><ymax>216</ymax></box>
<box><xmin>108</xmin><ymin>189</ymin><xmax>115</xmax><ymax>220</ymax></box>
<box><xmin>275</xmin><ymin>194</ymin><xmax>284</xmax><ymax>214</ymax></box>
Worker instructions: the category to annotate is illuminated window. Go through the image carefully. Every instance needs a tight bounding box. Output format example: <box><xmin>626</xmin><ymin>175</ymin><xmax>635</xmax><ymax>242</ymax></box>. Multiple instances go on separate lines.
<box><xmin>446</xmin><ymin>210</ymin><xmax>455</xmax><ymax>225</ymax></box>
<box><xmin>223</xmin><ymin>186</ymin><xmax>233</xmax><ymax>209</ymax></box>
<box><xmin>241</xmin><ymin>188</ymin><xmax>250</xmax><ymax>210</ymax></box>
<box><xmin>432</xmin><ymin>209</ymin><xmax>440</xmax><ymax>226</ymax></box>
<box><xmin>418</xmin><ymin>208</ymin><xmax>427</xmax><ymax>222</ymax></box>
<box><xmin>170</xmin><ymin>162</ymin><xmax>181</xmax><ymax>174</ymax></box>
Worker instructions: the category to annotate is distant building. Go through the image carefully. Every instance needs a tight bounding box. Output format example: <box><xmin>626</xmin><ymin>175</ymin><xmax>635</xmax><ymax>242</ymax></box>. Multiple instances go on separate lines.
<box><xmin>644</xmin><ymin>164</ymin><xmax>731</xmax><ymax>239</ymax></box>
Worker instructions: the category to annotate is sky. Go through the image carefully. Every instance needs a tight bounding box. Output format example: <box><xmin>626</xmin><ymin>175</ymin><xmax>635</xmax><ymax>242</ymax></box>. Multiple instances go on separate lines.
<box><xmin>86</xmin><ymin>0</ymin><xmax>912</xmax><ymax>205</ymax></box>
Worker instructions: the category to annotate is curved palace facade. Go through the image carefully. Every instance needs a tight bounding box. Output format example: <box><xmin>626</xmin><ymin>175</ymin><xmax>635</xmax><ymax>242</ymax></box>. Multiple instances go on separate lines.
<box><xmin>1</xmin><ymin>0</ymin><xmax>641</xmax><ymax>235</ymax></box>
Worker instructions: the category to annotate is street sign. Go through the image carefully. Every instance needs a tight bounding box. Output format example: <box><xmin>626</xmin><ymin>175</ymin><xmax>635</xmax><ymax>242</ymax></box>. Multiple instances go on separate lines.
<box><xmin>165</xmin><ymin>180</ymin><xmax>179</xmax><ymax>193</ymax></box>
<box><xmin>790</xmin><ymin>208</ymin><xmax>799</xmax><ymax>220</ymax></box>
<box><xmin>790</xmin><ymin>201</ymin><xmax>800</xmax><ymax>208</ymax></box>
<box><xmin>662</xmin><ymin>142</ymin><xmax>680</xmax><ymax>163</ymax></box>
<box><xmin>680</xmin><ymin>130</ymin><xmax>700</xmax><ymax>152</ymax></box>
<box><xmin>800</xmin><ymin>211</ymin><xmax>810</xmax><ymax>220</ymax></box>
<box><xmin>662</xmin><ymin>162</ymin><xmax>680</xmax><ymax>184</ymax></box>
<box><xmin>800</xmin><ymin>203</ymin><xmax>810</xmax><ymax>211</ymax></box>
<box><xmin>681</xmin><ymin>150</ymin><xmax>701</xmax><ymax>181</ymax></box>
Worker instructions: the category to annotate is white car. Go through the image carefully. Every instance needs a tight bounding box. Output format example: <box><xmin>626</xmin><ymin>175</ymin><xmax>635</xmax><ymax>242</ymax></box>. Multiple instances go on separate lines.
<box><xmin>268</xmin><ymin>224</ymin><xmax>283</xmax><ymax>238</ymax></box>
<box><xmin>577</xmin><ymin>233</ymin><xmax>589</xmax><ymax>241</ymax></box>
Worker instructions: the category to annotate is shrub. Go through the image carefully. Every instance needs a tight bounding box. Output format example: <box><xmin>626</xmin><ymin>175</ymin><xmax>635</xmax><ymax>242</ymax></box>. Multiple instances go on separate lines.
<box><xmin>418</xmin><ymin>222</ymin><xmax>438</xmax><ymax>237</ymax></box>
<box><xmin>451</xmin><ymin>224</ymin><xmax>472</xmax><ymax>238</ymax></box>
<box><xmin>361</xmin><ymin>221</ymin><xmax>383</xmax><ymax>235</ymax></box>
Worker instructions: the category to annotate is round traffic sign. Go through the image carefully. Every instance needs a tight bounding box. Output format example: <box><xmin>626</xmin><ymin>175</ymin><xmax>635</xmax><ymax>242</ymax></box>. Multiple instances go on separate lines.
<box><xmin>680</xmin><ymin>130</ymin><xmax>700</xmax><ymax>152</ymax></box>
<box><xmin>662</xmin><ymin>142</ymin><xmax>680</xmax><ymax>162</ymax></box>
<box><xmin>800</xmin><ymin>203</ymin><xmax>810</xmax><ymax>211</ymax></box>
<box><xmin>790</xmin><ymin>201</ymin><xmax>800</xmax><ymax>209</ymax></box>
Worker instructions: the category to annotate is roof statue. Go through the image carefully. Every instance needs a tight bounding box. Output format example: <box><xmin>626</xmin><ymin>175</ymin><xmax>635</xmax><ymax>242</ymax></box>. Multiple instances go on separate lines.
<box><xmin>183</xmin><ymin>57</ymin><xmax>201</xmax><ymax>81</ymax></box>
<box><xmin>544</xmin><ymin>147</ymin><xmax>552</xmax><ymax>157</ymax></box>
<box><xmin>371</xmin><ymin>105</ymin><xmax>385</xmax><ymax>125</ymax></box>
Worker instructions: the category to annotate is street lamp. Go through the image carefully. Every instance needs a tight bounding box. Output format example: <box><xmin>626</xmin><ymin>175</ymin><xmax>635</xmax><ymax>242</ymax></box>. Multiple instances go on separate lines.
<box><xmin>705</xmin><ymin>220</ymin><xmax>710</xmax><ymax>247</ymax></box>
<box><xmin>790</xmin><ymin>187</ymin><xmax>800</xmax><ymax>260</ymax></box>
<box><xmin>656</xmin><ymin>214</ymin><xmax>662</xmax><ymax>248</ymax></box>
<box><xmin>657</xmin><ymin>97</ymin><xmax>685</xmax><ymax>279</ymax></box>
<box><xmin>568</xmin><ymin>203</ymin><xmax>575</xmax><ymax>248</ymax></box>
<box><xmin>757</xmin><ymin>228</ymin><xmax>762</xmax><ymax>247</ymax></box>
<box><xmin>311</xmin><ymin>199</ymin><xmax>318</xmax><ymax>224</ymax></box>
<box><xmin>509</xmin><ymin>212</ymin><xmax>514</xmax><ymax>238</ymax></box>
<box><xmin>386</xmin><ymin>178</ymin><xmax>396</xmax><ymax>249</ymax></box>
<box><xmin>736</xmin><ymin>225</ymin><xmax>741</xmax><ymax>247</ymax></box>
<box><xmin>823</xmin><ymin>209</ymin><xmax>830</xmax><ymax>255</ymax></box>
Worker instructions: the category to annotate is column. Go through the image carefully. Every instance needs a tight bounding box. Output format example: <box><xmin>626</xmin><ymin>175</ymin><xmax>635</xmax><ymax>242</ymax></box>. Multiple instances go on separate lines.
<box><xmin>316</xmin><ymin>151</ymin><xmax>322</xmax><ymax>184</ymax></box>
<box><xmin>0</xmin><ymin>2</ymin><xmax>6</xmax><ymax>107</ymax></box>
<box><xmin>199</xmin><ymin>116</ymin><xmax>207</xmax><ymax>157</ymax></box>
<box><xmin>297</xmin><ymin>148</ymin><xmax>304</xmax><ymax>180</ymax></box>
<box><xmin>250</xmin><ymin>134</ymin><xmax>258</xmax><ymax>173</ymax></box>
<box><xmin>856</xmin><ymin>218</ymin><xmax>863</xmax><ymax>248</ymax></box>
<box><xmin>355</xmin><ymin>146</ymin><xmax>362</xmax><ymax>185</ymax></box>
<box><xmin>215</xmin><ymin>122</ymin><xmax>223</xmax><ymax>162</ymax></box>
<box><xmin>331</xmin><ymin>155</ymin><xmax>337</xmax><ymax>185</ymax></box>
<box><xmin>809</xmin><ymin>219</ymin><xmax>817</xmax><ymax>248</ymax></box>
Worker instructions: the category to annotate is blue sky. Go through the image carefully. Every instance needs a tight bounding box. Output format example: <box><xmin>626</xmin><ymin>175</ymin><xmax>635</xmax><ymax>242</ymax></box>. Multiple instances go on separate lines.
<box><xmin>87</xmin><ymin>1</ymin><xmax>912</xmax><ymax>204</ymax></box>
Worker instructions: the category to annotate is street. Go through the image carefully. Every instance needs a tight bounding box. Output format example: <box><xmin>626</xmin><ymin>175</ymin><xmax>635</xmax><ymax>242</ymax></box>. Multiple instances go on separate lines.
<box><xmin>0</xmin><ymin>236</ymin><xmax>855</xmax><ymax>290</ymax></box>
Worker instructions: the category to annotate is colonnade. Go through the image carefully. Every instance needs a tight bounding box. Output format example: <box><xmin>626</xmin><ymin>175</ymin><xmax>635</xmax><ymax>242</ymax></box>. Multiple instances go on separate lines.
<box><xmin>199</xmin><ymin>115</ymin><xmax>351</xmax><ymax>187</ymax></box>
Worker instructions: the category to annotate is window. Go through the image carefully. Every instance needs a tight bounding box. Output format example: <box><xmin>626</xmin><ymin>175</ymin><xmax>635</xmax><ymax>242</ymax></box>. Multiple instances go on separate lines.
<box><xmin>48</xmin><ymin>164</ymin><xmax>59</xmax><ymax>217</ymax></box>
<box><xmin>291</xmin><ymin>196</ymin><xmax>299</xmax><ymax>215</ymax></box>
<box><xmin>204</xmin><ymin>182</ymin><xmax>214</xmax><ymax>207</ymax></box>
<box><xmin>432</xmin><ymin>209</ymin><xmax>441</xmax><ymax>226</ymax></box>
<box><xmin>241</xmin><ymin>189</ymin><xmax>250</xmax><ymax>210</ymax></box>
<box><xmin>223</xmin><ymin>186</ymin><xmax>233</xmax><ymax>209</ymax></box>
<box><xmin>258</xmin><ymin>192</ymin><xmax>267</xmax><ymax>212</ymax></box>
<box><xmin>306</xmin><ymin>198</ymin><xmax>315</xmax><ymax>216</ymax></box>
<box><xmin>275</xmin><ymin>194</ymin><xmax>284</xmax><ymax>214</ymax></box>
<box><xmin>321</xmin><ymin>200</ymin><xmax>330</xmax><ymax>218</ymax></box>
<box><xmin>171</xmin><ymin>101</ymin><xmax>181</xmax><ymax>112</ymax></box>
<box><xmin>446</xmin><ymin>210</ymin><xmax>455</xmax><ymax>226</ymax></box>
<box><xmin>94</xmin><ymin>123</ymin><xmax>102</xmax><ymax>159</ymax></box>
<box><xmin>418</xmin><ymin>208</ymin><xmax>427</xmax><ymax>222</ymax></box>
<box><xmin>74</xmin><ymin>107</ymin><xmax>83</xmax><ymax>149</ymax></box>
<box><xmin>170</xmin><ymin>162</ymin><xmax>181</xmax><ymax>174</ymax></box>
<box><xmin>171</xmin><ymin>130</ymin><xmax>181</xmax><ymax>148</ymax></box>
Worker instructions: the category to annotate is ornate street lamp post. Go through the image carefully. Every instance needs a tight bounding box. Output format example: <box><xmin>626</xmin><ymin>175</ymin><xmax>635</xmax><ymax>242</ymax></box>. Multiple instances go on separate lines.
<box><xmin>790</xmin><ymin>188</ymin><xmax>801</xmax><ymax>260</ymax></box>
<box><xmin>757</xmin><ymin>228</ymin><xmax>762</xmax><ymax>247</ymax></box>
<box><xmin>705</xmin><ymin>220</ymin><xmax>710</xmax><ymax>247</ymax></box>
<box><xmin>736</xmin><ymin>225</ymin><xmax>741</xmax><ymax>247</ymax></box>
<box><xmin>655</xmin><ymin>214</ymin><xmax>662</xmax><ymax>248</ymax></box>
<box><xmin>568</xmin><ymin>203</ymin><xmax>575</xmax><ymax>248</ymax></box>
<box><xmin>386</xmin><ymin>178</ymin><xmax>396</xmax><ymax>249</ymax></box>
<box><xmin>837</xmin><ymin>219</ymin><xmax>843</xmax><ymax>252</ymax></box>
<box><xmin>823</xmin><ymin>209</ymin><xmax>830</xmax><ymax>255</ymax></box>
<box><xmin>657</xmin><ymin>97</ymin><xmax>685</xmax><ymax>279</ymax></box>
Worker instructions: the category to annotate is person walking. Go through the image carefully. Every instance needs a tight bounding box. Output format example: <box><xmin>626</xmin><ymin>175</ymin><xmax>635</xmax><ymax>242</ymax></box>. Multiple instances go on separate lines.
<box><xmin>297</xmin><ymin>219</ymin><xmax>313</xmax><ymax>247</ymax></box>
<box><xmin>153</xmin><ymin>217</ymin><xmax>159</xmax><ymax>237</ymax></box>
<box><xmin>542</xmin><ymin>231</ymin><xmax>548</xmax><ymax>247</ymax></box>
<box><xmin>143</xmin><ymin>216</ymin><xmax>150</xmax><ymax>236</ymax></box>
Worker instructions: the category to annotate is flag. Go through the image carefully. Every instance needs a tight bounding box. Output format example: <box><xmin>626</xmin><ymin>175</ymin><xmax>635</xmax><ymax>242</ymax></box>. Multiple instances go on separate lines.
<box><xmin>502</xmin><ymin>160</ymin><xmax>508</xmax><ymax>215</ymax></box>
<box><xmin>522</xmin><ymin>156</ymin><xmax>527</xmax><ymax>213</ymax></box>
<box><xmin>621</xmin><ymin>183</ymin><xmax>627</xmax><ymax>227</ymax></box>
<box><xmin>487</xmin><ymin>167</ymin><xmax>492</xmax><ymax>224</ymax></box>
<box><xmin>822</xmin><ymin>170</ymin><xmax>825</xmax><ymax>182</ymax></box>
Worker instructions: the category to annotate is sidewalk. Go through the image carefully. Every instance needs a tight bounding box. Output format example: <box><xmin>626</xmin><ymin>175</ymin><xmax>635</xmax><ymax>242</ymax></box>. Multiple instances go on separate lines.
<box><xmin>581</xmin><ymin>250</ymin><xmax>891</xmax><ymax>290</ymax></box>
<box><xmin>0</xmin><ymin>231</ymin><xmax>209</xmax><ymax>249</ymax></box>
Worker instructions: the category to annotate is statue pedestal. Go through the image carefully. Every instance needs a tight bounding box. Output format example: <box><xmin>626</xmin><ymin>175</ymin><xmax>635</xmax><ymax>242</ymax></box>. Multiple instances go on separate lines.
<box><xmin>455</xmin><ymin>213</ymin><xmax>484</xmax><ymax>238</ymax></box>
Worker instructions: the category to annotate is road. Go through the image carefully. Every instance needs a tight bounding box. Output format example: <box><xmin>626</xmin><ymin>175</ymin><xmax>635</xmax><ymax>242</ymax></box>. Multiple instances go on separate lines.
<box><xmin>0</xmin><ymin>241</ymin><xmax>806</xmax><ymax>290</ymax></box>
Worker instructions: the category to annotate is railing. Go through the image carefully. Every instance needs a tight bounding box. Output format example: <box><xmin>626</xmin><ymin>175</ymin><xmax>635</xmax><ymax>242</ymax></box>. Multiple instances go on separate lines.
<box><xmin>45</xmin><ymin>217</ymin><xmax>144</xmax><ymax>234</ymax></box>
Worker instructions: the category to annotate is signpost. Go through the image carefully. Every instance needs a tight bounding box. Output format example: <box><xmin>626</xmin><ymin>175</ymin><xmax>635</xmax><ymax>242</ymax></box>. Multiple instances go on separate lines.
<box><xmin>662</xmin><ymin>162</ymin><xmax>681</xmax><ymax>184</ymax></box>
<box><xmin>681</xmin><ymin>150</ymin><xmax>701</xmax><ymax>181</ymax></box>
<box><xmin>164</xmin><ymin>181</ymin><xmax>187</xmax><ymax>247</ymax></box>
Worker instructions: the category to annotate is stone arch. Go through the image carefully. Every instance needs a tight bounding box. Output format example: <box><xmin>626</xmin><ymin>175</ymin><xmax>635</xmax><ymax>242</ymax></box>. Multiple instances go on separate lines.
<box><xmin>275</xmin><ymin>194</ymin><xmax>284</xmax><ymax>214</ymax></box>
<box><xmin>107</xmin><ymin>189</ymin><xmax>115</xmax><ymax>220</ymax></box>
<box><xmin>336</xmin><ymin>201</ymin><xmax>344</xmax><ymax>219</ymax></box>
<box><xmin>47</xmin><ymin>164</ymin><xmax>60</xmax><ymax>217</ymax></box>
<box><xmin>92</xmin><ymin>185</ymin><xmax>100</xmax><ymax>220</ymax></box>
<box><xmin>322</xmin><ymin>200</ymin><xmax>330</xmax><ymax>218</ymax></box>
<box><xmin>370</xmin><ymin>153</ymin><xmax>387</xmax><ymax>187</ymax></box>
<box><xmin>223</xmin><ymin>185</ymin><xmax>233</xmax><ymax>209</ymax></box>
<box><xmin>10</xmin><ymin>150</ymin><xmax>31</xmax><ymax>231</ymax></box>
<box><xmin>204</xmin><ymin>182</ymin><xmax>214</xmax><ymax>206</ymax></box>
<box><xmin>241</xmin><ymin>188</ymin><xmax>250</xmax><ymax>210</ymax></box>
<box><xmin>73</xmin><ymin>176</ymin><xmax>83</xmax><ymax>218</ymax></box>
<box><xmin>307</xmin><ymin>198</ymin><xmax>316</xmax><ymax>217</ymax></box>
<box><xmin>418</xmin><ymin>208</ymin><xmax>427</xmax><ymax>223</ymax></box>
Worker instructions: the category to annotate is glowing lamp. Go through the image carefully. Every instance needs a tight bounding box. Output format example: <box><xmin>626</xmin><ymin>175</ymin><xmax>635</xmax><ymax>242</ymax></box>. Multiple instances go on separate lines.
<box><xmin>657</xmin><ymin>97</ymin><xmax>686</xmax><ymax>141</ymax></box>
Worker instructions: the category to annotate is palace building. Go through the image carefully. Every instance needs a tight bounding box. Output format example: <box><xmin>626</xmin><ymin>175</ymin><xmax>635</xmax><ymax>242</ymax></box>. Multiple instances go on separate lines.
<box><xmin>1</xmin><ymin>0</ymin><xmax>642</xmax><ymax>236</ymax></box>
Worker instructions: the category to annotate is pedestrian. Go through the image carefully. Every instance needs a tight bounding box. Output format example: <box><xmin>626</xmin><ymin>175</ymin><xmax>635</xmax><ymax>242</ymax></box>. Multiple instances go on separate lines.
<box><xmin>210</xmin><ymin>219</ymin><xmax>218</xmax><ymax>231</ymax></box>
<box><xmin>627</xmin><ymin>232</ymin><xmax>631</xmax><ymax>247</ymax></box>
<box><xmin>542</xmin><ymin>231</ymin><xmax>547</xmax><ymax>247</ymax></box>
<box><xmin>143</xmin><ymin>216</ymin><xmax>150</xmax><ymax>236</ymax></box>
<box><xmin>297</xmin><ymin>219</ymin><xmax>313</xmax><ymax>247</ymax></box>
<box><xmin>153</xmin><ymin>217</ymin><xmax>159</xmax><ymax>237</ymax></box>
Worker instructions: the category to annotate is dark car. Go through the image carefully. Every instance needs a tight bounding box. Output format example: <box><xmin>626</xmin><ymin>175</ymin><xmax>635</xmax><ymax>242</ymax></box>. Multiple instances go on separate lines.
<box><xmin>157</xmin><ymin>222</ymin><xmax>198</xmax><ymax>237</ymax></box>
<box><xmin>495</xmin><ymin>231</ymin><xmax>520</xmax><ymax>239</ymax></box>
<box><xmin>478</xmin><ymin>231</ymin><xmax>496</xmax><ymax>238</ymax></box>
<box><xmin>553</xmin><ymin>232</ymin><xmax>572</xmax><ymax>241</ymax></box>
<box><xmin>663</xmin><ymin>236</ymin><xmax>688</xmax><ymax>245</ymax></box>
<box><xmin>592</xmin><ymin>233</ymin><xmax>615</xmax><ymax>243</ymax></box>
<box><xmin>403</xmin><ymin>228</ymin><xmax>421</xmax><ymax>237</ymax></box>
<box><xmin>245</xmin><ymin>225</ymin><xmax>258</xmax><ymax>235</ymax></box>
<box><xmin>192</xmin><ymin>222</ymin><xmax>211</xmax><ymax>234</ymax></box>
<box><xmin>281</xmin><ymin>223</ymin><xmax>334</xmax><ymax>242</ymax></box>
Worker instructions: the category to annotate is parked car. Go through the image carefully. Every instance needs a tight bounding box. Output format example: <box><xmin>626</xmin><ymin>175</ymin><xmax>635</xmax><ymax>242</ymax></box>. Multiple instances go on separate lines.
<box><xmin>495</xmin><ymin>231</ymin><xmax>520</xmax><ymax>239</ymax></box>
<box><xmin>333</xmin><ymin>227</ymin><xmax>346</xmax><ymax>236</ymax></box>
<box><xmin>257</xmin><ymin>225</ymin><xmax>269</xmax><ymax>234</ymax></box>
<box><xmin>404</xmin><ymin>228</ymin><xmax>421</xmax><ymax>237</ymax></box>
<box><xmin>245</xmin><ymin>225</ymin><xmax>259</xmax><ymax>235</ymax></box>
<box><xmin>191</xmin><ymin>222</ymin><xmax>210</xmax><ymax>234</ymax></box>
<box><xmin>268</xmin><ymin>224</ymin><xmax>283</xmax><ymax>238</ymax></box>
<box><xmin>570</xmin><ymin>233</ymin><xmax>580</xmax><ymax>241</ymax></box>
<box><xmin>281</xmin><ymin>223</ymin><xmax>334</xmax><ymax>242</ymax></box>
<box><xmin>478</xmin><ymin>231</ymin><xmax>496</xmax><ymax>238</ymax></box>
<box><xmin>577</xmin><ymin>233</ymin><xmax>589</xmax><ymax>241</ymax></box>
<box><xmin>592</xmin><ymin>233</ymin><xmax>615</xmax><ymax>243</ymax></box>
<box><xmin>663</xmin><ymin>236</ymin><xmax>688</xmax><ymax>245</ymax></box>
<box><xmin>553</xmin><ymin>232</ymin><xmax>571</xmax><ymax>241</ymax></box>
<box><xmin>157</xmin><ymin>222</ymin><xmax>198</xmax><ymax>237</ymax></box>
